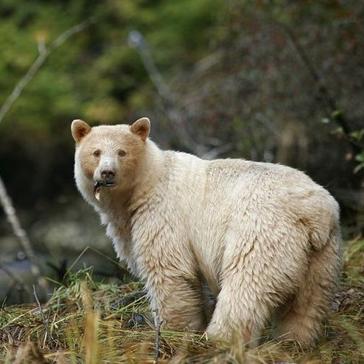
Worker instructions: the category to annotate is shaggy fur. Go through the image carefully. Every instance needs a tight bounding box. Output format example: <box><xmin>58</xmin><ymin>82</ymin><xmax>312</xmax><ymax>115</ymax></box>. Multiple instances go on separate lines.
<box><xmin>71</xmin><ymin>117</ymin><xmax>342</xmax><ymax>346</ymax></box>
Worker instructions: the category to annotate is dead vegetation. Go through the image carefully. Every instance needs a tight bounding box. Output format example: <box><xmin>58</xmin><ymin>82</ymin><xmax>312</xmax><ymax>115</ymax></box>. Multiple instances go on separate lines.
<box><xmin>0</xmin><ymin>238</ymin><xmax>363</xmax><ymax>364</ymax></box>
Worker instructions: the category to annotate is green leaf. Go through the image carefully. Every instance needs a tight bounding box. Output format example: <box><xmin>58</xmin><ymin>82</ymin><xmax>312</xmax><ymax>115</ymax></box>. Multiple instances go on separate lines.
<box><xmin>331</xmin><ymin>110</ymin><xmax>343</xmax><ymax>119</ymax></box>
<box><xmin>350</xmin><ymin>129</ymin><xmax>364</xmax><ymax>141</ymax></box>
<box><xmin>355</xmin><ymin>152</ymin><xmax>364</xmax><ymax>163</ymax></box>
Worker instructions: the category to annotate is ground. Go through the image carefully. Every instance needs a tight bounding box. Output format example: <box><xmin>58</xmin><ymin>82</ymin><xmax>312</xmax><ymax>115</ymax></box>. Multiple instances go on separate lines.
<box><xmin>0</xmin><ymin>239</ymin><xmax>363</xmax><ymax>364</ymax></box>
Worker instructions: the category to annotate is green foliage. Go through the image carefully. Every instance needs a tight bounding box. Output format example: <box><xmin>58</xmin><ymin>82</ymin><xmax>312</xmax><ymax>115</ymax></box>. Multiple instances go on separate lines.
<box><xmin>0</xmin><ymin>0</ymin><xmax>222</xmax><ymax>133</ymax></box>
<box><xmin>354</xmin><ymin>151</ymin><xmax>364</xmax><ymax>174</ymax></box>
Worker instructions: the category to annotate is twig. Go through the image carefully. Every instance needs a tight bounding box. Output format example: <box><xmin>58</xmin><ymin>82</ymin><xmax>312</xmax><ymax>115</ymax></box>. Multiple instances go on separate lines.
<box><xmin>33</xmin><ymin>285</ymin><xmax>53</xmax><ymax>347</ymax></box>
<box><xmin>154</xmin><ymin>313</ymin><xmax>163</xmax><ymax>364</ymax></box>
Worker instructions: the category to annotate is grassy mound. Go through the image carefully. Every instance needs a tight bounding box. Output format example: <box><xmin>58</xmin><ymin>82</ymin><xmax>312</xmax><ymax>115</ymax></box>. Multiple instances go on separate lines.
<box><xmin>0</xmin><ymin>239</ymin><xmax>363</xmax><ymax>363</ymax></box>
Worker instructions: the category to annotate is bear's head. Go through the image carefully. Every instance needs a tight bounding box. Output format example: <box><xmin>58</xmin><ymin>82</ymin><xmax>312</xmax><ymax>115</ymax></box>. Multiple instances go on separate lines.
<box><xmin>71</xmin><ymin>117</ymin><xmax>150</xmax><ymax>204</ymax></box>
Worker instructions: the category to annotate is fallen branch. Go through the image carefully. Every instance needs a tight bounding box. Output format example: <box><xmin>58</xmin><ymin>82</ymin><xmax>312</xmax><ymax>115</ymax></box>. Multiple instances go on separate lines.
<box><xmin>0</xmin><ymin>177</ymin><xmax>46</xmax><ymax>292</ymax></box>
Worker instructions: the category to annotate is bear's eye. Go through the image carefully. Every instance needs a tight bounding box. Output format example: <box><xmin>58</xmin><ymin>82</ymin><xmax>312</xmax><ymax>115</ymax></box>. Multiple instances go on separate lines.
<box><xmin>93</xmin><ymin>149</ymin><xmax>101</xmax><ymax>157</ymax></box>
<box><xmin>118</xmin><ymin>149</ymin><xmax>126</xmax><ymax>157</ymax></box>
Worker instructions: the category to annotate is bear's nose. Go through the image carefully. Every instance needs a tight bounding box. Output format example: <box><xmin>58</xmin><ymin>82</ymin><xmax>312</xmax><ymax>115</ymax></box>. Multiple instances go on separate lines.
<box><xmin>101</xmin><ymin>170</ymin><xmax>115</xmax><ymax>180</ymax></box>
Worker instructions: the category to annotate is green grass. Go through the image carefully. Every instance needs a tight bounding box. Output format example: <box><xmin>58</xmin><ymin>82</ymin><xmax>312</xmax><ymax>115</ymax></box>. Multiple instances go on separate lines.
<box><xmin>0</xmin><ymin>239</ymin><xmax>363</xmax><ymax>363</ymax></box>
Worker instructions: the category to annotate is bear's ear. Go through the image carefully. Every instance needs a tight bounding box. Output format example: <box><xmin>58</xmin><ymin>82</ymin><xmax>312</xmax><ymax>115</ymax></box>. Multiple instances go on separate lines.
<box><xmin>130</xmin><ymin>117</ymin><xmax>150</xmax><ymax>142</ymax></box>
<box><xmin>71</xmin><ymin>119</ymin><xmax>91</xmax><ymax>143</ymax></box>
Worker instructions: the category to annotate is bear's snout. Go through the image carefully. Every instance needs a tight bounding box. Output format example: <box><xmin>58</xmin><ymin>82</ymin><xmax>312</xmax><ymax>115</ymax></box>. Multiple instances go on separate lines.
<box><xmin>95</xmin><ymin>156</ymin><xmax>117</xmax><ymax>186</ymax></box>
<box><xmin>101</xmin><ymin>169</ymin><xmax>115</xmax><ymax>182</ymax></box>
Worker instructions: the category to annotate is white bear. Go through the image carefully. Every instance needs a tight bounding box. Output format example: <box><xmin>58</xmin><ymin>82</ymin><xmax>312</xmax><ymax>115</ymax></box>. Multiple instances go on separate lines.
<box><xmin>71</xmin><ymin>117</ymin><xmax>342</xmax><ymax>346</ymax></box>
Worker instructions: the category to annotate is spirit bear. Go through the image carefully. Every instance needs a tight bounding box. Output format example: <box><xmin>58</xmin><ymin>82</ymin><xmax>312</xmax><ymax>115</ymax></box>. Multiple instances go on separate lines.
<box><xmin>71</xmin><ymin>117</ymin><xmax>341</xmax><ymax>346</ymax></box>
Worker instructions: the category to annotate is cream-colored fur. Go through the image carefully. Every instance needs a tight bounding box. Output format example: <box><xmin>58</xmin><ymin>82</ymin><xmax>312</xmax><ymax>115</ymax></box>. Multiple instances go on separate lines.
<box><xmin>71</xmin><ymin>118</ymin><xmax>342</xmax><ymax>347</ymax></box>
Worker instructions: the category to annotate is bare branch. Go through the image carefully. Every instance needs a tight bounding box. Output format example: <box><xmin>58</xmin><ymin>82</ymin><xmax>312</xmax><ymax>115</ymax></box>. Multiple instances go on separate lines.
<box><xmin>50</xmin><ymin>19</ymin><xmax>94</xmax><ymax>50</ymax></box>
<box><xmin>128</xmin><ymin>30</ymin><xmax>172</xmax><ymax>103</ymax></box>
<box><xmin>0</xmin><ymin>18</ymin><xmax>94</xmax><ymax>125</ymax></box>
<box><xmin>128</xmin><ymin>30</ymin><xmax>211</xmax><ymax>156</ymax></box>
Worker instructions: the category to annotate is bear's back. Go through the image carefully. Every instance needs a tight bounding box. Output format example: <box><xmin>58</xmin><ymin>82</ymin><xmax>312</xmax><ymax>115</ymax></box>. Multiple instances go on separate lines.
<box><xmin>200</xmin><ymin>157</ymin><xmax>339</xmax><ymax>242</ymax></box>
<box><xmin>204</xmin><ymin>158</ymin><xmax>319</xmax><ymax>201</ymax></box>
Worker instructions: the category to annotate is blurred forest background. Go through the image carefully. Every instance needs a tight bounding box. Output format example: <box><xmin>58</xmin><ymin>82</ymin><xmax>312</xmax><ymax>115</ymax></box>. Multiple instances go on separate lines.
<box><xmin>0</xmin><ymin>0</ymin><xmax>364</xmax><ymax>304</ymax></box>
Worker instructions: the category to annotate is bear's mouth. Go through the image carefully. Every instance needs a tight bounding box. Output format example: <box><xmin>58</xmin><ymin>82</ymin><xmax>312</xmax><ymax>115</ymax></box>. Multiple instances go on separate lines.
<box><xmin>94</xmin><ymin>180</ymin><xmax>115</xmax><ymax>200</ymax></box>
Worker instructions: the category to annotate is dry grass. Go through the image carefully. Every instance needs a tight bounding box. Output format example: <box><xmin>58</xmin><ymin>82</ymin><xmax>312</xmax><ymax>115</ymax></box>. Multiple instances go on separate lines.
<box><xmin>0</xmin><ymin>239</ymin><xmax>363</xmax><ymax>364</ymax></box>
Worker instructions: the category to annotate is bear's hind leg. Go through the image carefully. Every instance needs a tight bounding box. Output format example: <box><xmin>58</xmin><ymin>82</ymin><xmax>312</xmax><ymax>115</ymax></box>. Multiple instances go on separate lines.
<box><xmin>274</xmin><ymin>233</ymin><xmax>341</xmax><ymax>347</ymax></box>
<box><xmin>206</xmin><ymin>273</ymin><xmax>273</xmax><ymax>346</ymax></box>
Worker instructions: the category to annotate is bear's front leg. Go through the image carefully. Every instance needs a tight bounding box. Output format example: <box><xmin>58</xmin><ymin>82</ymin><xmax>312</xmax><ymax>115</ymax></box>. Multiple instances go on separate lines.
<box><xmin>132</xmin><ymin>212</ymin><xmax>207</xmax><ymax>332</ymax></box>
<box><xmin>145</xmin><ymin>272</ymin><xmax>206</xmax><ymax>332</ymax></box>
